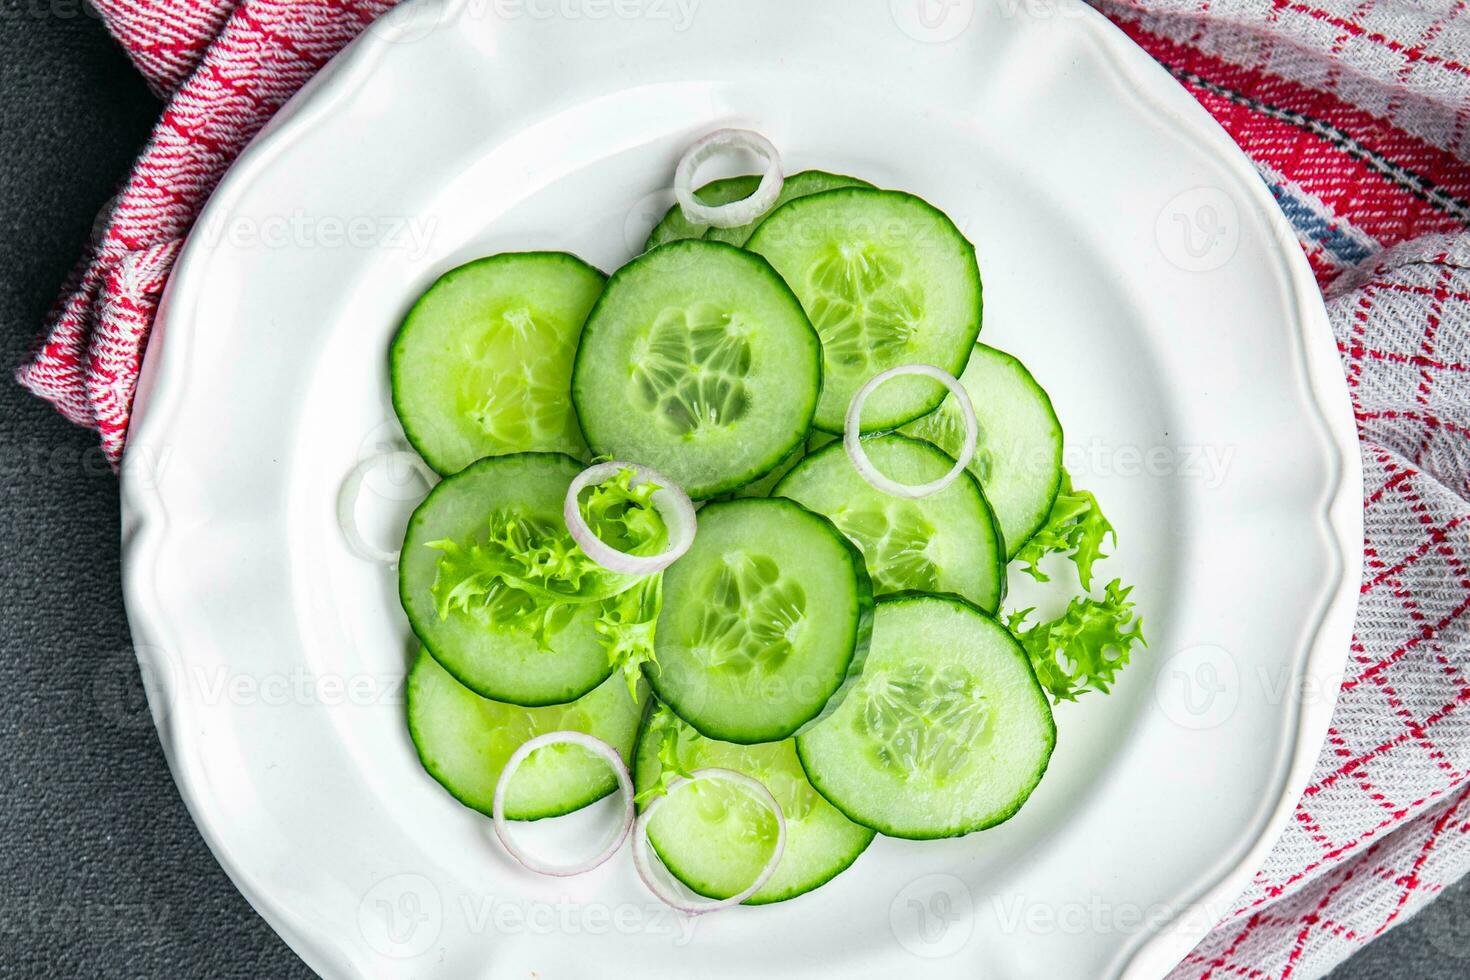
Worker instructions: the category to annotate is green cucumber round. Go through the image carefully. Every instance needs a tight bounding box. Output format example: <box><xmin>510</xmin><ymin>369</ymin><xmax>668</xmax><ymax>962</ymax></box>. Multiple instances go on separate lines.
<box><xmin>408</xmin><ymin>650</ymin><xmax>647</xmax><ymax>820</ymax></box>
<box><xmin>633</xmin><ymin>707</ymin><xmax>874</xmax><ymax>904</ymax></box>
<box><xmin>774</xmin><ymin>434</ymin><xmax>1005</xmax><ymax>612</ymax></box>
<box><xmin>571</xmin><ymin>241</ymin><xmax>821</xmax><ymax>499</ymax></box>
<box><xmin>702</xmin><ymin>170</ymin><xmax>874</xmax><ymax>247</ymax></box>
<box><xmin>399</xmin><ymin>453</ymin><xmax>616</xmax><ymax>706</ymax></box>
<box><xmin>643</xmin><ymin>175</ymin><xmax>761</xmax><ymax>251</ymax></box>
<box><xmin>649</xmin><ymin>498</ymin><xmax>874</xmax><ymax>743</ymax></box>
<box><xmin>796</xmin><ymin>594</ymin><xmax>1055</xmax><ymax>839</ymax></box>
<box><xmin>745</xmin><ymin>188</ymin><xmax>982</xmax><ymax>433</ymax></box>
<box><xmin>391</xmin><ymin>252</ymin><xmax>603</xmax><ymax>475</ymax></box>
<box><xmin>900</xmin><ymin>343</ymin><xmax>1064</xmax><ymax>558</ymax></box>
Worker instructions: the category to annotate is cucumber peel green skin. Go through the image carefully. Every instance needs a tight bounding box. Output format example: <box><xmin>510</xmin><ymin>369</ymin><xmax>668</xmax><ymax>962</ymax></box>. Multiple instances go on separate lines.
<box><xmin>643</xmin><ymin>175</ymin><xmax>761</xmax><ymax>251</ymax></box>
<box><xmin>571</xmin><ymin>240</ymin><xmax>822</xmax><ymax>499</ymax></box>
<box><xmin>795</xmin><ymin>593</ymin><xmax>1055</xmax><ymax>840</ymax></box>
<box><xmin>390</xmin><ymin>251</ymin><xmax>604</xmax><ymax>476</ymax></box>
<box><xmin>398</xmin><ymin>452</ymin><xmax>618</xmax><ymax>707</ymax></box>
<box><xmin>407</xmin><ymin>650</ymin><xmax>649</xmax><ymax>821</ymax></box>
<box><xmin>772</xmin><ymin>433</ymin><xmax>1007</xmax><ymax>613</ymax></box>
<box><xmin>647</xmin><ymin>497</ymin><xmax>875</xmax><ymax>744</ymax></box>
<box><xmin>745</xmin><ymin>187</ymin><xmax>983</xmax><ymax>434</ymax></box>
<box><xmin>632</xmin><ymin>707</ymin><xmax>875</xmax><ymax>905</ymax></box>
<box><xmin>642</xmin><ymin>171</ymin><xmax>874</xmax><ymax>252</ymax></box>
<box><xmin>702</xmin><ymin>170</ymin><xmax>875</xmax><ymax>247</ymax></box>
<box><xmin>900</xmin><ymin>343</ymin><xmax>1064</xmax><ymax>559</ymax></box>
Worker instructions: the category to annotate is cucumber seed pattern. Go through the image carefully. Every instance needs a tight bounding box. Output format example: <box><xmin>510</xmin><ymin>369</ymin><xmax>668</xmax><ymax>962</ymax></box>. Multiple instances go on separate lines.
<box><xmin>805</xmin><ymin>244</ymin><xmax>923</xmax><ymax>373</ymax></box>
<box><xmin>828</xmin><ymin>505</ymin><xmax>940</xmax><ymax>594</ymax></box>
<box><xmin>688</xmin><ymin>553</ymin><xmax>806</xmax><ymax>675</ymax></box>
<box><xmin>905</xmin><ymin>399</ymin><xmax>995</xmax><ymax>484</ymax></box>
<box><xmin>461</xmin><ymin>305</ymin><xmax>582</xmax><ymax>454</ymax></box>
<box><xmin>631</xmin><ymin>303</ymin><xmax>753</xmax><ymax>436</ymax></box>
<box><xmin>857</xmin><ymin>662</ymin><xmax>990</xmax><ymax>778</ymax></box>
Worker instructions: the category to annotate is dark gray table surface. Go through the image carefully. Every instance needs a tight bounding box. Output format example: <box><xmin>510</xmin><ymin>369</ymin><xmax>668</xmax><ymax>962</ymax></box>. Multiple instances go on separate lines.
<box><xmin>0</xmin><ymin>9</ymin><xmax>1464</xmax><ymax>979</ymax></box>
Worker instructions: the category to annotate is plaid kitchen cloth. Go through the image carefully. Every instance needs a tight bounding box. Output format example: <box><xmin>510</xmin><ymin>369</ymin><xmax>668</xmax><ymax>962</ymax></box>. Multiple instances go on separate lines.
<box><xmin>17</xmin><ymin>2</ymin><xmax>1470</xmax><ymax>977</ymax></box>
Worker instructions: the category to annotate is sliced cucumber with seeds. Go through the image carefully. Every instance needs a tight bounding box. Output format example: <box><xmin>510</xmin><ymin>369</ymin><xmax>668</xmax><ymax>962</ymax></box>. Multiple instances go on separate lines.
<box><xmin>391</xmin><ymin>252</ymin><xmax>603</xmax><ymax>475</ymax></box>
<box><xmin>901</xmin><ymin>344</ymin><xmax>1063</xmax><ymax>558</ymax></box>
<box><xmin>643</xmin><ymin>175</ymin><xmax>761</xmax><ymax>251</ymax></box>
<box><xmin>408</xmin><ymin>650</ymin><xmax>647</xmax><ymax>820</ymax></box>
<box><xmin>399</xmin><ymin>453</ymin><xmax>618</xmax><ymax>706</ymax></box>
<box><xmin>774</xmin><ymin>434</ymin><xmax>1005</xmax><ymax>612</ymax></box>
<box><xmin>571</xmin><ymin>241</ymin><xmax>821</xmax><ymax>499</ymax></box>
<box><xmin>703</xmin><ymin>170</ymin><xmax>874</xmax><ymax>247</ymax></box>
<box><xmin>649</xmin><ymin>498</ymin><xmax>874</xmax><ymax>743</ymax></box>
<box><xmin>746</xmin><ymin>188</ymin><xmax>982</xmax><ymax>433</ymax></box>
<box><xmin>633</xmin><ymin>707</ymin><xmax>874</xmax><ymax>904</ymax></box>
<box><xmin>796</xmin><ymin>594</ymin><xmax>1055</xmax><ymax>839</ymax></box>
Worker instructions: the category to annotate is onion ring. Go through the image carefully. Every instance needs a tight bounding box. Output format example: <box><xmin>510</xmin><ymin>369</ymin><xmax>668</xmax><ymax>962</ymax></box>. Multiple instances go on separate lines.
<box><xmin>844</xmin><ymin>364</ymin><xmax>978</xmax><ymax>499</ymax></box>
<box><xmin>673</xmin><ymin>129</ymin><xmax>784</xmax><ymax>230</ymax></box>
<box><xmin>337</xmin><ymin>451</ymin><xmax>436</xmax><ymax>563</ymax></box>
<box><xmin>492</xmin><ymin>731</ymin><xmax>636</xmax><ymax>878</ymax></box>
<box><xmin>564</xmin><ymin>461</ymin><xmax>697</xmax><ymax>576</ymax></box>
<box><xmin>632</xmin><ymin>768</ymin><xmax>787</xmax><ymax>914</ymax></box>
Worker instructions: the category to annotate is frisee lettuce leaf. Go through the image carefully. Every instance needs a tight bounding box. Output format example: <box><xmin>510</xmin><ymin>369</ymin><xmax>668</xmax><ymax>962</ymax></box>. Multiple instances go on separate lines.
<box><xmin>596</xmin><ymin>574</ymin><xmax>663</xmax><ymax>700</ymax></box>
<box><xmin>633</xmin><ymin>705</ymin><xmax>693</xmax><ymax>806</ymax></box>
<box><xmin>1006</xmin><ymin>579</ymin><xmax>1146</xmax><ymax>703</ymax></box>
<box><xmin>426</xmin><ymin>467</ymin><xmax>667</xmax><ymax>649</ymax></box>
<box><xmin>1013</xmin><ymin>471</ymin><xmax>1115</xmax><ymax>591</ymax></box>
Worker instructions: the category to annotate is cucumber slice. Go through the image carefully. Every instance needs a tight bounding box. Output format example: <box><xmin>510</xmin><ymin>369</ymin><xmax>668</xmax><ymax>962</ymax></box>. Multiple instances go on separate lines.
<box><xmin>649</xmin><ymin>498</ymin><xmax>874</xmax><ymax>743</ymax></box>
<box><xmin>571</xmin><ymin>241</ymin><xmax>821</xmax><ymax>499</ymax></box>
<box><xmin>408</xmin><ymin>650</ymin><xmax>647</xmax><ymax>820</ymax></box>
<box><xmin>727</xmin><ymin>431</ymin><xmax>835</xmax><ymax>500</ymax></box>
<box><xmin>391</xmin><ymin>252</ymin><xmax>604</xmax><ymax>475</ymax></box>
<box><xmin>773</xmin><ymin>434</ymin><xmax>1005</xmax><ymax>612</ymax></box>
<box><xmin>399</xmin><ymin>453</ymin><xmax>616</xmax><ymax>706</ymax></box>
<box><xmin>745</xmin><ymin>188</ymin><xmax>982</xmax><ymax>433</ymax></box>
<box><xmin>633</xmin><ymin>707</ymin><xmax>874</xmax><ymax>904</ymax></box>
<box><xmin>900</xmin><ymin>344</ymin><xmax>1063</xmax><ymax>558</ymax></box>
<box><xmin>702</xmin><ymin>170</ymin><xmax>874</xmax><ymax>247</ymax></box>
<box><xmin>796</xmin><ymin>595</ymin><xmax>1054</xmax><ymax>839</ymax></box>
<box><xmin>643</xmin><ymin>175</ymin><xmax>762</xmax><ymax>251</ymax></box>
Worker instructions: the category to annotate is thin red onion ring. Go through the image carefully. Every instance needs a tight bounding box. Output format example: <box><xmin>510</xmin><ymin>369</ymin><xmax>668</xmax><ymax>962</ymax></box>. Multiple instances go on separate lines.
<box><xmin>674</xmin><ymin>129</ymin><xmax>784</xmax><ymax>230</ymax></box>
<box><xmin>337</xmin><ymin>451</ymin><xmax>436</xmax><ymax>564</ymax></box>
<box><xmin>845</xmin><ymin>364</ymin><xmax>978</xmax><ymax>499</ymax></box>
<box><xmin>632</xmin><ymin>768</ymin><xmax>787</xmax><ymax>914</ymax></box>
<box><xmin>492</xmin><ymin>731</ymin><xmax>635</xmax><ymax>878</ymax></box>
<box><xmin>564</xmin><ymin>461</ymin><xmax>697</xmax><ymax>576</ymax></box>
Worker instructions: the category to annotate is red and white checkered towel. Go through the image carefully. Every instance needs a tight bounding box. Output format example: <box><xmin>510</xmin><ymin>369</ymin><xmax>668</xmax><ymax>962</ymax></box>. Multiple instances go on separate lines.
<box><xmin>20</xmin><ymin>2</ymin><xmax>1469</xmax><ymax>977</ymax></box>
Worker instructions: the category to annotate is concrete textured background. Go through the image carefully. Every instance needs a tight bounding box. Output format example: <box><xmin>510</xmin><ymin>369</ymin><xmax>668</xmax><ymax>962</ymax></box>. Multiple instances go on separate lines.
<box><xmin>0</xmin><ymin>7</ymin><xmax>1464</xmax><ymax>978</ymax></box>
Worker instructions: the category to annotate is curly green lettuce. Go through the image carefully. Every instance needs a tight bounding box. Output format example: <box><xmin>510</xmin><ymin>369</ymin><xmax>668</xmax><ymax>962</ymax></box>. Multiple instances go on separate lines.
<box><xmin>1006</xmin><ymin>579</ymin><xmax>1146</xmax><ymax>703</ymax></box>
<box><xmin>596</xmin><ymin>574</ymin><xmax>663</xmax><ymax>700</ymax></box>
<box><xmin>1014</xmin><ymin>471</ymin><xmax>1115</xmax><ymax>591</ymax></box>
<box><xmin>426</xmin><ymin>467</ymin><xmax>668</xmax><ymax>650</ymax></box>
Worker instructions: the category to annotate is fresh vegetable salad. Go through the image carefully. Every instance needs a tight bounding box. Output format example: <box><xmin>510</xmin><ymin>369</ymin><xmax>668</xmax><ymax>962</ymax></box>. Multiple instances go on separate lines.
<box><xmin>343</xmin><ymin>130</ymin><xmax>1146</xmax><ymax>911</ymax></box>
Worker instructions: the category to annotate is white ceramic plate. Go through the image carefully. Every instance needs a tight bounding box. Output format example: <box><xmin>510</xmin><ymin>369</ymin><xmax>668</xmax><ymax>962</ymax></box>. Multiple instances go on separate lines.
<box><xmin>121</xmin><ymin>1</ymin><xmax>1362</xmax><ymax>976</ymax></box>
